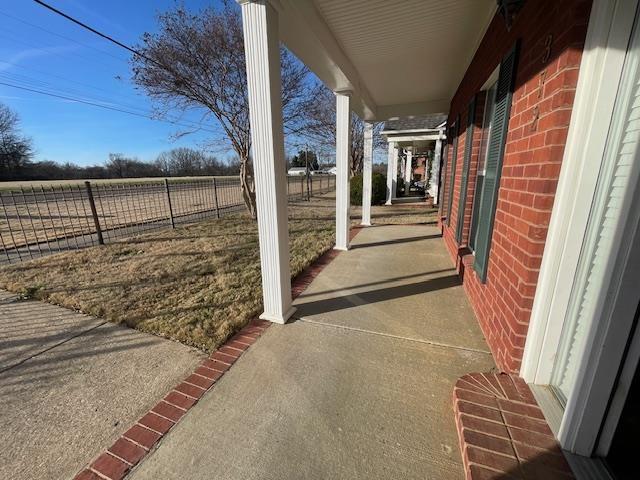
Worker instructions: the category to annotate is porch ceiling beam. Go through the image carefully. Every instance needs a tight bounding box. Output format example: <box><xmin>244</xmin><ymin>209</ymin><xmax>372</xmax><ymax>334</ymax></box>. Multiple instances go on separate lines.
<box><xmin>383</xmin><ymin>134</ymin><xmax>446</xmax><ymax>143</ymax></box>
<box><xmin>380</xmin><ymin>128</ymin><xmax>445</xmax><ymax>135</ymax></box>
<box><xmin>376</xmin><ymin>99</ymin><xmax>451</xmax><ymax>121</ymax></box>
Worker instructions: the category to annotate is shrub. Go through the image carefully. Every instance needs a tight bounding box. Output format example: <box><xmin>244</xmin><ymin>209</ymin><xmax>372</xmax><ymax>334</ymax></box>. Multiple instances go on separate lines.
<box><xmin>350</xmin><ymin>172</ymin><xmax>387</xmax><ymax>206</ymax></box>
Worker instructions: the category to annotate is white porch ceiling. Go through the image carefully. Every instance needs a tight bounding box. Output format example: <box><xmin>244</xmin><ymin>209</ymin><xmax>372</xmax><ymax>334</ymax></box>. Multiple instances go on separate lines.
<box><xmin>275</xmin><ymin>0</ymin><xmax>496</xmax><ymax>121</ymax></box>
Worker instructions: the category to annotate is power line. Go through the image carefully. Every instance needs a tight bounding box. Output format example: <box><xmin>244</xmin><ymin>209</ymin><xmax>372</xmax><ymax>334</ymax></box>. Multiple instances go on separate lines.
<box><xmin>0</xmin><ymin>70</ymin><xmax>213</xmax><ymax>132</ymax></box>
<box><xmin>0</xmin><ymin>81</ymin><xmax>217</xmax><ymax>134</ymax></box>
<box><xmin>0</xmin><ymin>70</ymin><xmax>153</xmax><ymax>117</ymax></box>
<box><xmin>0</xmin><ymin>68</ymin><xmax>174</xmax><ymax>122</ymax></box>
<box><xmin>33</xmin><ymin>0</ymin><xmax>164</xmax><ymax>70</ymax></box>
<box><xmin>31</xmin><ymin>0</ymin><xmax>217</xmax><ymax>103</ymax></box>
<box><xmin>0</xmin><ymin>8</ymin><xmax>129</xmax><ymax>64</ymax></box>
<box><xmin>30</xmin><ymin>0</ymin><xmax>223</xmax><ymax>134</ymax></box>
<box><xmin>0</xmin><ymin>32</ymin><xmax>127</xmax><ymax>77</ymax></box>
<box><xmin>0</xmin><ymin>63</ymin><xmax>137</xmax><ymax>105</ymax></box>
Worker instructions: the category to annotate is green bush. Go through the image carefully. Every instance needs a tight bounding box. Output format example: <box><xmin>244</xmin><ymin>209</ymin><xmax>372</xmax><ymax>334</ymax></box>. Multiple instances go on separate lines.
<box><xmin>350</xmin><ymin>172</ymin><xmax>387</xmax><ymax>206</ymax></box>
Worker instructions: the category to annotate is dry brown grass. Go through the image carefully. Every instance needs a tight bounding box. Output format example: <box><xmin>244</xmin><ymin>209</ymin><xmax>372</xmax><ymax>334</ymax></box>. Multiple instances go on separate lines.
<box><xmin>0</xmin><ymin>194</ymin><xmax>437</xmax><ymax>351</ymax></box>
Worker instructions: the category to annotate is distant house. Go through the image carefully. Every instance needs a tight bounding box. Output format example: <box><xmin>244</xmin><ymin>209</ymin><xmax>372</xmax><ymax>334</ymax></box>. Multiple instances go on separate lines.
<box><xmin>381</xmin><ymin>113</ymin><xmax>447</xmax><ymax>202</ymax></box>
<box><xmin>327</xmin><ymin>166</ymin><xmax>337</xmax><ymax>175</ymax></box>
<box><xmin>287</xmin><ymin>167</ymin><xmax>307</xmax><ymax>176</ymax></box>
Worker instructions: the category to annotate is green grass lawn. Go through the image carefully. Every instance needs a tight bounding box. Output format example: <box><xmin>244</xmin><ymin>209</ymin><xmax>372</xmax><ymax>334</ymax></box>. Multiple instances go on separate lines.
<box><xmin>0</xmin><ymin>194</ymin><xmax>437</xmax><ymax>351</ymax></box>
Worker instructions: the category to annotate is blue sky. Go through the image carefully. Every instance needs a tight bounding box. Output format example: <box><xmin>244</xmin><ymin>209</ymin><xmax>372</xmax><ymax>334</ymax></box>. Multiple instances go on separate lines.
<box><xmin>0</xmin><ymin>0</ymin><xmax>245</xmax><ymax>166</ymax></box>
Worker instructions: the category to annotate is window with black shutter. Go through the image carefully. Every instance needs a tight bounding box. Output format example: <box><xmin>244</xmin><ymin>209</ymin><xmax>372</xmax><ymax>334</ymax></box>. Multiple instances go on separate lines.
<box><xmin>456</xmin><ymin>96</ymin><xmax>477</xmax><ymax>242</ymax></box>
<box><xmin>473</xmin><ymin>42</ymin><xmax>519</xmax><ymax>282</ymax></box>
<box><xmin>445</xmin><ymin>118</ymin><xmax>459</xmax><ymax>226</ymax></box>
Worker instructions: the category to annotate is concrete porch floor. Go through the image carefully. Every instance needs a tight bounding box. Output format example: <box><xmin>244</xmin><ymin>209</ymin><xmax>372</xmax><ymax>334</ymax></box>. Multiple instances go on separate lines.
<box><xmin>130</xmin><ymin>224</ymin><xmax>495</xmax><ymax>480</ymax></box>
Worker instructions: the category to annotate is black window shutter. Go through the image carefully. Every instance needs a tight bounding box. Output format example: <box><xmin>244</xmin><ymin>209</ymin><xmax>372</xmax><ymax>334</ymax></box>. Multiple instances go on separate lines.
<box><xmin>473</xmin><ymin>41</ymin><xmax>519</xmax><ymax>282</ymax></box>
<box><xmin>446</xmin><ymin>118</ymin><xmax>459</xmax><ymax>226</ymax></box>
<box><xmin>456</xmin><ymin>96</ymin><xmax>476</xmax><ymax>243</ymax></box>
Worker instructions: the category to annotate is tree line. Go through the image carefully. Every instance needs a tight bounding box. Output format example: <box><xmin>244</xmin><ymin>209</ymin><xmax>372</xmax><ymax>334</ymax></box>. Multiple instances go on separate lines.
<box><xmin>0</xmin><ymin>111</ymin><xmax>238</xmax><ymax>182</ymax></box>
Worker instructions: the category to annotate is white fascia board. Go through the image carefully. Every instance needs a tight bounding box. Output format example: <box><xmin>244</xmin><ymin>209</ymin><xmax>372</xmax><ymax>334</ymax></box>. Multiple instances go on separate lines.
<box><xmin>383</xmin><ymin>134</ymin><xmax>445</xmax><ymax>143</ymax></box>
<box><xmin>277</xmin><ymin>0</ymin><xmax>377</xmax><ymax>120</ymax></box>
<box><xmin>376</xmin><ymin>99</ymin><xmax>450</xmax><ymax>121</ymax></box>
<box><xmin>380</xmin><ymin>127</ymin><xmax>442</xmax><ymax>135</ymax></box>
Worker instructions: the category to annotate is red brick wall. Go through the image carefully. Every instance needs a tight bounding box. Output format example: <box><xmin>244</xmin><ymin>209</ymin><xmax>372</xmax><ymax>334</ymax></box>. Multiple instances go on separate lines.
<box><xmin>440</xmin><ymin>0</ymin><xmax>592</xmax><ymax>373</ymax></box>
<box><xmin>413</xmin><ymin>157</ymin><xmax>426</xmax><ymax>181</ymax></box>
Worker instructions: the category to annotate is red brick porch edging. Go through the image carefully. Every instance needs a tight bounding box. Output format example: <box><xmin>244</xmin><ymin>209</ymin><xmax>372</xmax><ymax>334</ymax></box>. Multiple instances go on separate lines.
<box><xmin>74</xmin><ymin>229</ymin><xmax>362</xmax><ymax>480</ymax></box>
<box><xmin>453</xmin><ymin>373</ymin><xmax>574</xmax><ymax>480</ymax></box>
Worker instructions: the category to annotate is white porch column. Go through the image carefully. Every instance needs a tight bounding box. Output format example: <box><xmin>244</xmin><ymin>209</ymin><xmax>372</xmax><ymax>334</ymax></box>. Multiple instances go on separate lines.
<box><xmin>430</xmin><ymin>137</ymin><xmax>442</xmax><ymax>205</ymax></box>
<box><xmin>361</xmin><ymin>121</ymin><xmax>373</xmax><ymax>226</ymax></box>
<box><xmin>335</xmin><ymin>92</ymin><xmax>352</xmax><ymax>250</ymax></box>
<box><xmin>404</xmin><ymin>146</ymin><xmax>413</xmax><ymax>194</ymax></box>
<box><xmin>385</xmin><ymin>141</ymin><xmax>397</xmax><ymax>205</ymax></box>
<box><xmin>240</xmin><ymin>0</ymin><xmax>294</xmax><ymax>323</ymax></box>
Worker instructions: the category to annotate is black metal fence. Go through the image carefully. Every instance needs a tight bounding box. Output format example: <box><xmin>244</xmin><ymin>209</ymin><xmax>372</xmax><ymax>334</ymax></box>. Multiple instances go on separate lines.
<box><xmin>0</xmin><ymin>174</ymin><xmax>335</xmax><ymax>264</ymax></box>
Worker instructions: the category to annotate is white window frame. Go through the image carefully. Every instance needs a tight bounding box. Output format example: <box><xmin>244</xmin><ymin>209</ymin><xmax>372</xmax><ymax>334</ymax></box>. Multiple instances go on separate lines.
<box><xmin>469</xmin><ymin>68</ymin><xmax>499</xmax><ymax>254</ymax></box>
<box><xmin>521</xmin><ymin>0</ymin><xmax>639</xmax><ymax>456</ymax></box>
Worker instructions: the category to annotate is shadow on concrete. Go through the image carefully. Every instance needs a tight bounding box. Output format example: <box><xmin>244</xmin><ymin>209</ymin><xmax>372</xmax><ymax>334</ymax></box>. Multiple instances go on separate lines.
<box><xmin>298</xmin><ymin>268</ymin><xmax>456</xmax><ymax>299</ymax></box>
<box><xmin>351</xmin><ymin>233</ymin><xmax>441</xmax><ymax>249</ymax></box>
<box><xmin>295</xmin><ymin>274</ymin><xmax>461</xmax><ymax>316</ymax></box>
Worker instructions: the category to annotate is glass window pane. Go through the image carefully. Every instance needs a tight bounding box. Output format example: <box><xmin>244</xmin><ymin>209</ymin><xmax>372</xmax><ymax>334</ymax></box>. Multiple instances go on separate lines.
<box><xmin>470</xmin><ymin>81</ymin><xmax>497</xmax><ymax>251</ymax></box>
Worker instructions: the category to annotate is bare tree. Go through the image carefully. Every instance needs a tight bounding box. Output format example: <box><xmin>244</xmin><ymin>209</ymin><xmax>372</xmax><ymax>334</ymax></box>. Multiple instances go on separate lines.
<box><xmin>155</xmin><ymin>147</ymin><xmax>228</xmax><ymax>176</ymax></box>
<box><xmin>302</xmin><ymin>87</ymin><xmax>386</xmax><ymax>176</ymax></box>
<box><xmin>105</xmin><ymin>153</ymin><xmax>129</xmax><ymax>178</ymax></box>
<box><xmin>0</xmin><ymin>103</ymin><xmax>33</xmax><ymax>179</ymax></box>
<box><xmin>131</xmin><ymin>2</ymin><xmax>318</xmax><ymax>218</ymax></box>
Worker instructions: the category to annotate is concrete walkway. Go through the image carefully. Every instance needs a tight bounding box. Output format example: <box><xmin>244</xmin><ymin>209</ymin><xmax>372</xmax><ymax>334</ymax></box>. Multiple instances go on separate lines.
<box><xmin>129</xmin><ymin>225</ymin><xmax>495</xmax><ymax>480</ymax></box>
<box><xmin>0</xmin><ymin>290</ymin><xmax>204</xmax><ymax>480</ymax></box>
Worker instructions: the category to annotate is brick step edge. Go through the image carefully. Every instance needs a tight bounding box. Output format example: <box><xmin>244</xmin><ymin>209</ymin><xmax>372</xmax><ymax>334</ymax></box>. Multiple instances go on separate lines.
<box><xmin>73</xmin><ymin>228</ymin><xmax>361</xmax><ymax>480</ymax></box>
<box><xmin>453</xmin><ymin>372</ymin><xmax>575</xmax><ymax>480</ymax></box>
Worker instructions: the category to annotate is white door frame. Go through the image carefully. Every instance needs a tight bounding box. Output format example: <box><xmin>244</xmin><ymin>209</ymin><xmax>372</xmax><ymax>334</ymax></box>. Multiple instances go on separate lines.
<box><xmin>521</xmin><ymin>0</ymin><xmax>640</xmax><ymax>455</ymax></box>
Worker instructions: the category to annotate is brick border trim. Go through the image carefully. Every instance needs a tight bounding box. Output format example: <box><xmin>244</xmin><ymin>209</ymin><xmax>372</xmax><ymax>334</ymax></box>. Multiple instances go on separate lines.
<box><xmin>453</xmin><ymin>372</ymin><xmax>574</xmax><ymax>479</ymax></box>
<box><xmin>73</xmin><ymin>228</ymin><xmax>362</xmax><ymax>480</ymax></box>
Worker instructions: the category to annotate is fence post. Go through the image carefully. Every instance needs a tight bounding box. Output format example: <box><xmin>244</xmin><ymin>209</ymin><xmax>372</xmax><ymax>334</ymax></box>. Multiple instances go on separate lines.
<box><xmin>212</xmin><ymin>178</ymin><xmax>220</xmax><ymax>218</ymax></box>
<box><xmin>84</xmin><ymin>181</ymin><xmax>104</xmax><ymax>245</ymax></box>
<box><xmin>164</xmin><ymin>179</ymin><xmax>175</xmax><ymax>228</ymax></box>
<box><xmin>306</xmin><ymin>171</ymin><xmax>311</xmax><ymax>201</ymax></box>
<box><xmin>300</xmin><ymin>175</ymin><xmax>304</xmax><ymax>200</ymax></box>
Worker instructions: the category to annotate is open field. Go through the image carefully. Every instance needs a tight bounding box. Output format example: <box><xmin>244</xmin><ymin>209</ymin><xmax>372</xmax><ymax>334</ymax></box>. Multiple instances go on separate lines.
<box><xmin>0</xmin><ymin>195</ymin><xmax>437</xmax><ymax>352</ymax></box>
<box><xmin>0</xmin><ymin>175</ymin><xmax>335</xmax><ymax>260</ymax></box>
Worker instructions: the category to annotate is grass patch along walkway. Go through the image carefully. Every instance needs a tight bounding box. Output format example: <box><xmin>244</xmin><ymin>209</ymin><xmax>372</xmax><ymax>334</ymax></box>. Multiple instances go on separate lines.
<box><xmin>0</xmin><ymin>194</ymin><xmax>437</xmax><ymax>352</ymax></box>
